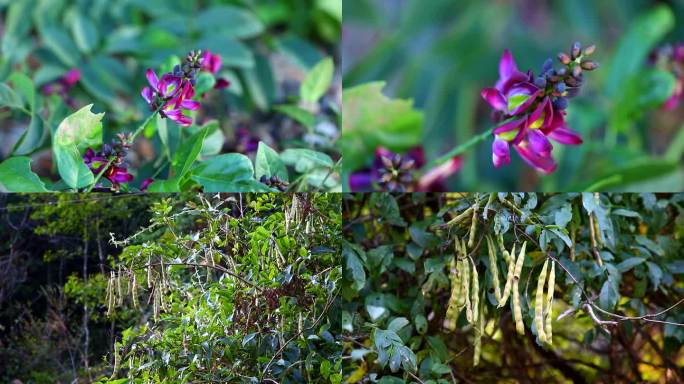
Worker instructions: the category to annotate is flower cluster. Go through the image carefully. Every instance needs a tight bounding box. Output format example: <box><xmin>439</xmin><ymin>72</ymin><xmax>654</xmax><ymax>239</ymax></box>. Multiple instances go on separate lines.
<box><xmin>481</xmin><ymin>42</ymin><xmax>598</xmax><ymax>173</ymax></box>
<box><xmin>650</xmin><ymin>43</ymin><xmax>684</xmax><ymax>110</ymax></box>
<box><xmin>83</xmin><ymin>133</ymin><xmax>134</xmax><ymax>191</ymax></box>
<box><xmin>349</xmin><ymin>147</ymin><xmax>462</xmax><ymax>192</ymax></box>
<box><xmin>141</xmin><ymin>51</ymin><xmax>203</xmax><ymax>127</ymax></box>
<box><xmin>42</xmin><ymin>68</ymin><xmax>80</xmax><ymax>108</ymax></box>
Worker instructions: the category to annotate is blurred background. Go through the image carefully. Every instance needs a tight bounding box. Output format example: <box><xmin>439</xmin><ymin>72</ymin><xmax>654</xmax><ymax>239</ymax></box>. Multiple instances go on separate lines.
<box><xmin>343</xmin><ymin>0</ymin><xmax>684</xmax><ymax>191</ymax></box>
<box><xmin>0</xmin><ymin>0</ymin><xmax>341</xmax><ymax>188</ymax></box>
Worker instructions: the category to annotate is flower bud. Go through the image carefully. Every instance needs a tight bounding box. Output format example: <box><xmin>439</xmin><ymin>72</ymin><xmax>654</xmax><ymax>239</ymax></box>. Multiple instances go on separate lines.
<box><xmin>556</xmin><ymin>67</ymin><xmax>567</xmax><ymax>76</ymax></box>
<box><xmin>555</xmin><ymin>82</ymin><xmax>566</xmax><ymax>93</ymax></box>
<box><xmin>564</xmin><ymin>76</ymin><xmax>578</xmax><ymax>87</ymax></box>
<box><xmin>583</xmin><ymin>44</ymin><xmax>596</xmax><ymax>56</ymax></box>
<box><xmin>542</xmin><ymin>58</ymin><xmax>553</xmax><ymax>73</ymax></box>
<box><xmin>553</xmin><ymin>97</ymin><xmax>568</xmax><ymax>110</ymax></box>
<box><xmin>558</xmin><ymin>52</ymin><xmax>571</xmax><ymax>65</ymax></box>
<box><xmin>580</xmin><ymin>60</ymin><xmax>599</xmax><ymax>71</ymax></box>
<box><xmin>572</xmin><ymin>64</ymin><xmax>582</xmax><ymax>78</ymax></box>
<box><xmin>534</xmin><ymin>77</ymin><xmax>547</xmax><ymax>88</ymax></box>
<box><xmin>571</xmin><ymin>42</ymin><xmax>582</xmax><ymax>60</ymax></box>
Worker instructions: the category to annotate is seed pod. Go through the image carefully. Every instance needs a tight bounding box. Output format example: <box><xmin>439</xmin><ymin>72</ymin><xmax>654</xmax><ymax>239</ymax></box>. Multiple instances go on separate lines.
<box><xmin>513</xmin><ymin>241</ymin><xmax>527</xmax><ymax>280</ymax></box>
<box><xmin>468</xmin><ymin>204</ymin><xmax>479</xmax><ymax>249</ymax></box>
<box><xmin>446</xmin><ymin>207</ymin><xmax>473</xmax><ymax>227</ymax></box>
<box><xmin>473</xmin><ymin>306</ymin><xmax>483</xmax><ymax>367</ymax></box>
<box><xmin>535</xmin><ymin>259</ymin><xmax>549</xmax><ymax>342</ymax></box>
<box><xmin>132</xmin><ymin>274</ymin><xmax>139</xmax><ymax>309</ymax></box>
<box><xmin>512</xmin><ymin>280</ymin><xmax>524</xmax><ymax>335</ymax></box>
<box><xmin>112</xmin><ymin>342</ymin><xmax>120</xmax><ymax>375</ymax></box>
<box><xmin>497</xmin><ymin>234</ymin><xmax>511</xmax><ymax>264</ymax></box>
<box><xmin>545</xmin><ymin>261</ymin><xmax>556</xmax><ymax>344</ymax></box>
<box><xmin>498</xmin><ymin>243</ymin><xmax>516</xmax><ymax>308</ymax></box>
<box><xmin>105</xmin><ymin>274</ymin><xmax>113</xmax><ymax>316</ymax></box>
<box><xmin>147</xmin><ymin>254</ymin><xmax>152</xmax><ymax>288</ymax></box>
<box><xmin>486</xmin><ymin>235</ymin><xmax>502</xmax><ymax>302</ymax></box>
<box><xmin>471</xmin><ymin>258</ymin><xmax>479</xmax><ymax>323</ymax></box>
<box><xmin>464</xmin><ymin>259</ymin><xmax>472</xmax><ymax>323</ymax></box>
<box><xmin>444</xmin><ymin>257</ymin><xmax>462</xmax><ymax>330</ymax></box>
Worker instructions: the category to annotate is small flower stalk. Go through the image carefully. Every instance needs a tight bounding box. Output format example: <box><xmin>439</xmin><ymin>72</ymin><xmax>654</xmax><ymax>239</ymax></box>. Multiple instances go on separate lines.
<box><xmin>650</xmin><ymin>43</ymin><xmax>684</xmax><ymax>110</ymax></box>
<box><xmin>349</xmin><ymin>147</ymin><xmax>462</xmax><ymax>192</ymax></box>
<box><xmin>481</xmin><ymin>42</ymin><xmax>598</xmax><ymax>173</ymax></box>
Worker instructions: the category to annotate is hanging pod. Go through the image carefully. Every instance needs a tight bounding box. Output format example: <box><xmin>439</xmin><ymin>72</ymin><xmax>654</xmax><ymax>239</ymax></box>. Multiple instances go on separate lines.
<box><xmin>498</xmin><ymin>243</ymin><xmax>516</xmax><ymax>308</ymax></box>
<box><xmin>535</xmin><ymin>259</ymin><xmax>549</xmax><ymax>342</ymax></box>
<box><xmin>468</xmin><ymin>201</ymin><xmax>479</xmax><ymax>249</ymax></box>
<box><xmin>473</xmin><ymin>301</ymin><xmax>484</xmax><ymax>366</ymax></box>
<box><xmin>486</xmin><ymin>235</ymin><xmax>502</xmax><ymax>302</ymax></box>
<box><xmin>545</xmin><ymin>261</ymin><xmax>556</xmax><ymax>344</ymax></box>
<box><xmin>471</xmin><ymin>258</ymin><xmax>479</xmax><ymax>323</ymax></box>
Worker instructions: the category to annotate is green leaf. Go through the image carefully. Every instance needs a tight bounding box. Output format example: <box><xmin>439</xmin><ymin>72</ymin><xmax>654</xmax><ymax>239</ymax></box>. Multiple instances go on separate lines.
<box><xmin>173</xmin><ymin>127</ymin><xmax>209</xmax><ymax>178</ymax></box>
<box><xmin>300</xmin><ymin>57</ymin><xmax>334</xmax><ymax>102</ymax></box>
<box><xmin>343</xmin><ymin>241</ymin><xmax>366</xmax><ymax>292</ymax></box>
<box><xmin>281</xmin><ymin>148</ymin><xmax>334</xmax><ymax>173</ymax></box>
<box><xmin>0</xmin><ymin>83</ymin><xmax>24</xmax><ymax>109</ymax></box>
<box><xmin>414</xmin><ymin>314</ymin><xmax>428</xmax><ymax>335</ymax></box>
<box><xmin>200</xmin><ymin>121</ymin><xmax>225</xmax><ymax>157</ymax></box>
<box><xmin>340</xmin><ymin>82</ymin><xmax>424</xmax><ymax>172</ymax></box>
<box><xmin>255</xmin><ymin>142</ymin><xmax>288</xmax><ymax>182</ymax></box>
<box><xmin>577</xmin><ymin>159</ymin><xmax>680</xmax><ymax>191</ymax></box>
<box><xmin>273</xmin><ymin>105</ymin><xmax>315</xmax><ymax>128</ymax></box>
<box><xmin>191</xmin><ymin>154</ymin><xmax>268</xmax><ymax>192</ymax></box>
<box><xmin>195</xmin><ymin>36</ymin><xmax>254</xmax><ymax>68</ymax></box>
<box><xmin>599</xmin><ymin>277</ymin><xmax>619</xmax><ymax>310</ymax></box>
<box><xmin>8</xmin><ymin>72</ymin><xmax>35</xmax><ymax>110</ymax></box>
<box><xmin>196</xmin><ymin>5</ymin><xmax>265</xmax><ymax>39</ymax></box>
<box><xmin>605</xmin><ymin>5</ymin><xmax>674</xmax><ymax>98</ymax></box>
<box><xmin>387</xmin><ymin>317</ymin><xmax>409</xmax><ymax>333</ymax></box>
<box><xmin>53</xmin><ymin>104</ymin><xmax>103</xmax><ymax>189</ymax></box>
<box><xmin>70</xmin><ymin>9</ymin><xmax>99</xmax><ymax>54</ymax></box>
<box><xmin>616</xmin><ymin>257</ymin><xmax>646</xmax><ymax>272</ymax></box>
<box><xmin>194</xmin><ymin>72</ymin><xmax>216</xmax><ymax>95</ymax></box>
<box><xmin>147</xmin><ymin>178</ymin><xmax>180</xmax><ymax>193</ymax></box>
<box><xmin>0</xmin><ymin>157</ymin><xmax>49</xmax><ymax>192</ymax></box>
<box><xmin>12</xmin><ymin>113</ymin><xmax>47</xmax><ymax>156</ymax></box>
<box><xmin>39</xmin><ymin>26</ymin><xmax>81</xmax><ymax>67</ymax></box>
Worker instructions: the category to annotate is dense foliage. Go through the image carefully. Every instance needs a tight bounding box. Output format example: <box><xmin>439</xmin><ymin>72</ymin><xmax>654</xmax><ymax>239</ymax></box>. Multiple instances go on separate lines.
<box><xmin>342</xmin><ymin>193</ymin><xmax>684</xmax><ymax>383</ymax></box>
<box><xmin>0</xmin><ymin>193</ymin><xmax>342</xmax><ymax>383</ymax></box>
<box><xmin>0</xmin><ymin>0</ymin><xmax>341</xmax><ymax>192</ymax></box>
<box><xmin>342</xmin><ymin>0</ymin><xmax>684</xmax><ymax>191</ymax></box>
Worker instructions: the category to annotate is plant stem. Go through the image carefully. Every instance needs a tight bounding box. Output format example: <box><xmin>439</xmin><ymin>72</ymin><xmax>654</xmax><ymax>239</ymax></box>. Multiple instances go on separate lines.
<box><xmin>85</xmin><ymin>158</ymin><xmax>114</xmax><ymax>192</ymax></box>
<box><xmin>421</xmin><ymin>117</ymin><xmax>515</xmax><ymax>172</ymax></box>
<box><xmin>131</xmin><ymin>106</ymin><xmax>163</xmax><ymax>142</ymax></box>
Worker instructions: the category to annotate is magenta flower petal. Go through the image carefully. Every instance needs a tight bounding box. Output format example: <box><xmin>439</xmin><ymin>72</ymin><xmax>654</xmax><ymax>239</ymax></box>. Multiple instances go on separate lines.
<box><xmin>509</xmin><ymin>89</ymin><xmax>542</xmax><ymax>115</ymax></box>
<box><xmin>499</xmin><ymin>49</ymin><xmax>519</xmax><ymax>82</ymax></box>
<box><xmin>180</xmin><ymin>99</ymin><xmax>200</xmax><ymax>110</ymax></box>
<box><xmin>141</xmin><ymin>87</ymin><xmax>154</xmax><ymax>103</ymax></box>
<box><xmin>418</xmin><ymin>156</ymin><xmax>462</xmax><ymax>191</ymax></box>
<box><xmin>481</xmin><ymin>88</ymin><xmax>508</xmax><ymax>111</ymax></box>
<box><xmin>215</xmin><ymin>78</ymin><xmax>230</xmax><ymax>89</ymax></box>
<box><xmin>492</xmin><ymin>138</ymin><xmax>511</xmax><ymax>168</ymax></box>
<box><xmin>493</xmin><ymin>117</ymin><xmax>526</xmax><ymax>136</ymax></box>
<box><xmin>527</xmin><ymin>129</ymin><xmax>553</xmax><ymax>156</ymax></box>
<box><xmin>146</xmin><ymin>69</ymin><xmax>159</xmax><ymax>89</ymax></box>
<box><xmin>63</xmin><ymin>69</ymin><xmax>80</xmax><ymax>86</ymax></box>
<box><xmin>349</xmin><ymin>171</ymin><xmax>373</xmax><ymax>192</ymax></box>
<box><xmin>548</xmin><ymin>126</ymin><xmax>583</xmax><ymax>145</ymax></box>
<box><xmin>515</xmin><ymin>144</ymin><xmax>557</xmax><ymax>174</ymax></box>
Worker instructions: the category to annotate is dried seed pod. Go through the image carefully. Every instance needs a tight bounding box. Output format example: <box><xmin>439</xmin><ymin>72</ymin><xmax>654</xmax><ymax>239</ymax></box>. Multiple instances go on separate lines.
<box><xmin>497</xmin><ymin>234</ymin><xmax>511</xmax><ymax>264</ymax></box>
<box><xmin>486</xmin><ymin>235</ymin><xmax>502</xmax><ymax>302</ymax></box>
<box><xmin>535</xmin><ymin>259</ymin><xmax>549</xmax><ymax>342</ymax></box>
<box><xmin>473</xmin><ymin>306</ymin><xmax>483</xmax><ymax>366</ymax></box>
<box><xmin>468</xmin><ymin>202</ymin><xmax>479</xmax><ymax>249</ymax></box>
<box><xmin>513</xmin><ymin>241</ymin><xmax>527</xmax><ymax>280</ymax></box>
<box><xmin>147</xmin><ymin>254</ymin><xmax>152</xmax><ymax>288</ymax></box>
<box><xmin>105</xmin><ymin>273</ymin><xmax>114</xmax><ymax>316</ymax></box>
<box><xmin>132</xmin><ymin>274</ymin><xmax>139</xmax><ymax>309</ymax></box>
<box><xmin>464</xmin><ymin>259</ymin><xmax>472</xmax><ymax>323</ymax></box>
<box><xmin>444</xmin><ymin>257</ymin><xmax>462</xmax><ymax>330</ymax></box>
<box><xmin>545</xmin><ymin>261</ymin><xmax>556</xmax><ymax>344</ymax></box>
<box><xmin>512</xmin><ymin>280</ymin><xmax>524</xmax><ymax>335</ymax></box>
<box><xmin>498</xmin><ymin>243</ymin><xmax>516</xmax><ymax>308</ymax></box>
<box><xmin>471</xmin><ymin>258</ymin><xmax>479</xmax><ymax>323</ymax></box>
<box><xmin>446</xmin><ymin>207</ymin><xmax>473</xmax><ymax>227</ymax></box>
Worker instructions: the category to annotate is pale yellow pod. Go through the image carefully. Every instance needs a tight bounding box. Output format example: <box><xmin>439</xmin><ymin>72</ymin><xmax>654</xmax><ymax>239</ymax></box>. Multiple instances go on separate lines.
<box><xmin>468</xmin><ymin>203</ymin><xmax>479</xmax><ymax>249</ymax></box>
<box><xmin>498</xmin><ymin>243</ymin><xmax>516</xmax><ymax>308</ymax></box>
<box><xmin>147</xmin><ymin>254</ymin><xmax>152</xmax><ymax>288</ymax></box>
<box><xmin>535</xmin><ymin>259</ymin><xmax>549</xmax><ymax>342</ymax></box>
<box><xmin>513</xmin><ymin>241</ymin><xmax>527</xmax><ymax>280</ymax></box>
<box><xmin>512</xmin><ymin>280</ymin><xmax>524</xmax><ymax>335</ymax></box>
<box><xmin>464</xmin><ymin>259</ymin><xmax>472</xmax><ymax>323</ymax></box>
<box><xmin>545</xmin><ymin>261</ymin><xmax>556</xmax><ymax>344</ymax></box>
<box><xmin>444</xmin><ymin>257</ymin><xmax>462</xmax><ymax>330</ymax></box>
<box><xmin>446</xmin><ymin>207</ymin><xmax>473</xmax><ymax>227</ymax></box>
<box><xmin>497</xmin><ymin>234</ymin><xmax>511</xmax><ymax>264</ymax></box>
<box><xmin>473</xmin><ymin>305</ymin><xmax>483</xmax><ymax>366</ymax></box>
<box><xmin>471</xmin><ymin>258</ymin><xmax>479</xmax><ymax>323</ymax></box>
<box><xmin>486</xmin><ymin>235</ymin><xmax>502</xmax><ymax>302</ymax></box>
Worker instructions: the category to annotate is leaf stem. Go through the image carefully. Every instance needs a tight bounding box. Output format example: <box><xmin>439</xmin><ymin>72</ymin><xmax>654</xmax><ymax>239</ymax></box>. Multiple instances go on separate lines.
<box><xmin>85</xmin><ymin>158</ymin><xmax>114</xmax><ymax>192</ymax></box>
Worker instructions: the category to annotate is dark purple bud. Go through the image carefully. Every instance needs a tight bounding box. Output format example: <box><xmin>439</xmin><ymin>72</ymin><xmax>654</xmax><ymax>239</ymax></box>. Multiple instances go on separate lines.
<box><xmin>572</xmin><ymin>65</ymin><xmax>582</xmax><ymax>78</ymax></box>
<box><xmin>555</xmin><ymin>82</ymin><xmax>566</xmax><ymax>93</ymax></box>
<box><xmin>565</xmin><ymin>76</ymin><xmax>578</xmax><ymax>87</ymax></box>
<box><xmin>534</xmin><ymin>77</ymin><xmax>547</xmax><ymax>88</ymax></box>
<box><xmin>571</xmin><ymin>42</ymin><xmax>582</xmax><ymax>60</ymax></box>
<box><xmin>558</xmin><ymin>52</ymin><xmax>571</xmax><ymax>65</ymax></box>
<box><xmin>553</xmin><ymin>97</ymin><xmax>568</xmax><ymax>110</ymax></box>
<box><xmin>542</xmin><ymin>58</ymin><xmax>553</xmax><ymax>73</ymax></box>
<box><xmin>580</xmin><ymin>60</ymin><xmax>599</xmax><ymax>71</ymax></box>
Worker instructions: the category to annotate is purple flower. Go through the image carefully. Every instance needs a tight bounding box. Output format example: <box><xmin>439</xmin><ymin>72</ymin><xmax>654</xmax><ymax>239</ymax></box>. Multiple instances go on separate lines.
<box><xmin>83</xmin><ymin>148</ymin><xmax>134</xmax><ymax>191</ymax></box>
<box><xmin>482</xmin><ymin>44</ymin><xmax>596</xmax><ymax>173</ymax></box>
<box><xmin>651</xmin><ymin>43</ymin><xmax>684</xmax><ymax>111</ymax></box>
<box><xmin>42</xmin><ymin>68</ymin><xmax>81</xmax><ymax>108</ymax></box>
<box><xmin>349</xmin><ymin>147</ymin><xmax>461</xmax><ymax>192</ymax></box>
<box><xmin>200</xmin><ymin>50</ymin><xmax>231</xmax><ymax>90</ymax></box>
<box><xmin>140</xmin><ymin>178</ymin><xmax>154</xmax><ymax>191</ymax></box>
